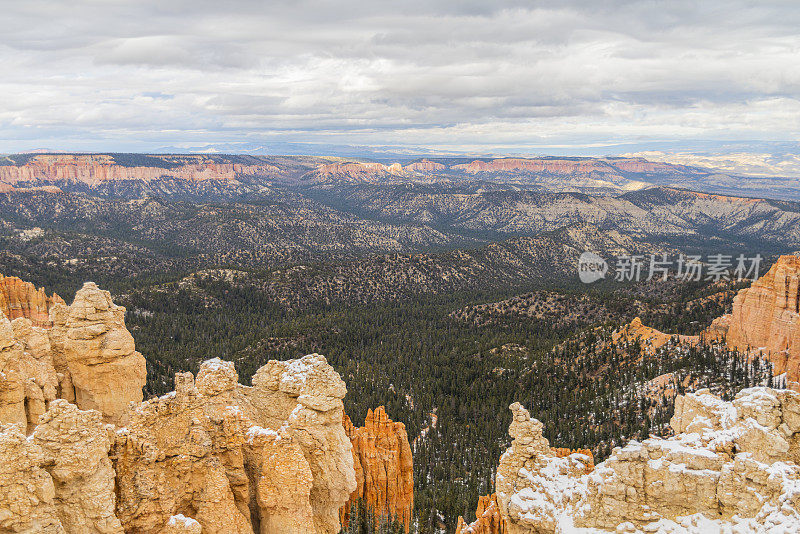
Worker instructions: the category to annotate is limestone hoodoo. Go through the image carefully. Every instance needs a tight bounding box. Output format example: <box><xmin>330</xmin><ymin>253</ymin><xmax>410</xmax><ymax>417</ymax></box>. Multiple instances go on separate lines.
<box><xmin>48</xmin><ymin>282</ymin><xmax>147</xmax><ymax>425</ymax></box>
<box><xmin>491</xmin><ymin>388</ymin><xmax>800</xmax><ymax>533</ymax></box>
<box><xmin>455</xmin><ymin>494</ymin><xmax>507</xmax><ymax>534</ymax></box>
<box><xmin>340</xmin><ymin>406</ymin><xmax>414</xmax><ymax>532</ymax></box>
<box><xmin>0</xmin><ymin>273</ymin><xmax>64</xmax><ymax>327</ymax></box>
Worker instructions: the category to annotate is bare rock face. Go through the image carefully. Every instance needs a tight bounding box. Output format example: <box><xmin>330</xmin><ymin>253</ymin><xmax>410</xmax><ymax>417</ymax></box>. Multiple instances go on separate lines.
<box><xmin>0</xmin><ymin>313</ymin><xmax>59</xmax><ymax>433</ymax></box>
<box><xmin>0</xmin><ymin>423</ymin><xmax>64</xmax><ymax>533</ymax></box>
<box><xmin>0</xmin><ymin>279</ymin><xmax>143</xmax><ymax>431</ymax></box>
<box><xmin>0</xmin><ymin>277</ymin><xmax>361</xmax><ymax>534</ymax></box>
<box><xmin>0</xmin><ymin>400</ymin><xmax>121</xmax><ymax>534</ymax></box>
<box><xmin>236</xmin><ymin>354</ymin><xmax>357</xmax><ymax>534</ymax></box>
<box><xmin>32</xmin><ymin>400</ymin><xmax>123</xmax><ymax>534</ymax></box>
<box><xmin>243</xmin><ymin>425</ymin><xmax>315</xmax><ymax>534</ymax></box>
<box><xmin>404</xmin><ymin>159</ymin><xmax>446</xmax><ymax>174</ymax></box>
<box><xmin>0</xmin><ymin>313</ymin><xmax>28</xmax><ymax>429</ymax></box>
<box><xmin>455</xmin><ymin>493</ymin><xmax>507</xmax><ymax>534</ymax></box>
<box><xmin>49</xmin><ymin>282</ymin><xmax>146</xmax><ymax>424</ymax></box>
<box><xmin>0</xmin><ymin>154</ymin><xmax>276</xmax><ymax>185</ymax></box>
<box><xmin>311</xmin><ymin>162</ymin><xmax>406</xmax><ymax>182</ymax></box>
<box><xmin>0</xmin><ymin>273</ymin><xmax>64</xmax><ymax>327</ymax></box>
<box><xmin>711</xmin><ymin>255</ymin><xmax>800</xmax><ymax>388</ymax></box>
<box><xmin>495</xmin><ymin>388</ymin><xmax>800</xmax><ymax>533</ymax></box>
<box><xmin>112</xmin><ymin>362</ymin><xmax>254</xmax><ymax>534</ymax></box>
<box><xmin>340</xmin><ymin>406</ymin><xmax>414</xmax><ymax>532</ymax></box>
<box><xmin>112</xmin><ymin>354</ymin><xmax>356</xmax><ymax>534</ymax></box>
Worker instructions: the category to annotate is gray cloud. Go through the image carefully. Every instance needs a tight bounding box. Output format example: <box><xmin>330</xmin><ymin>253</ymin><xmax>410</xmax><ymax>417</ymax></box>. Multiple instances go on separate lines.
<box><xmin>0</xmin><ymin>0</ymin><xmax>798</xmax><ymax>153</ymax></box>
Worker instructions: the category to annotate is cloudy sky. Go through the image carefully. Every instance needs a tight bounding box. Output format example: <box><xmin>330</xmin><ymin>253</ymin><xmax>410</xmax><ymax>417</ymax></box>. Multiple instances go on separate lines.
<box><xmin>1</xmin><ymin>0</ymin><xmax>799</xmax><ymax>155</ymax></box>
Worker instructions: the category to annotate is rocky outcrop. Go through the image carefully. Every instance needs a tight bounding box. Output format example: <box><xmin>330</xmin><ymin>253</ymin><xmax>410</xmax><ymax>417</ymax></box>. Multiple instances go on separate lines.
<box><xmin>455</xmin><ymin>494</ymin><xmax>506</xmax><ymax>534</ymax></box>
<box><xmin>113</xmin><ymin>354</ymin><xmax>356</xmax><ymax>534</ymax></box>
<box><xmin>0</xmin><ymin>352</ymin><xmax>358</xmax><ymax>534</ymax></box>
<box><xmin>0</xmin><ymin>313</ymin><xmax>60</xmax><ymax>433</ymax></box>
<box><xmin>613</xmin><ymin>317</ymin><xmax>698</xmax><ymax>355</ymax></box>
<box><xmin>711</xmin><ymin>255</ymin><xmax>800</xmax><ymax>389</ymax></box>
<box><xmin>0</xmin><ymin>280</ymin><xmax>143</xmax><ymax>431</ymax></box>
<box><xmin>495</xmin><ymin>403</ymin><xmax>594</xmax><ymax>534</ymax></box>
<box><xmin>310</xmin><ymin>162</ymin><xmax>407</xmax><ymax>182</ymax></box>
<box><xmin>0</xmin><ymin>278</ymin><xmax>368</xmax><ymax>534</ymax></box>
<box><xmin>112</xmin><ymin>360</ymin><xmax>254</xmax><ymax>534</ymax></box>
<box><xmin>340</xmin><ymin>406</ymin><xmax>414</xmax><ymax>531</ymax></box>
<box><xmin>494</xmin><ymin>388</ymin><xmax>800</xmax><ymax>533</ymax></box>
<box><xmin>404</xmin><ymin>160</ymin><xmax>446</xmax><ymax>174</ymax></box>
<box><xmin>48</xmin><ymin>282</ymin><xmax>146</xmax><ymax>424</ymax></box>
<box><xmin>0</xmin><ymin>422</ymin><xmax>65</xmax><ymax>533</ymax></box>
<box><xmin>32</xmin><ymin>400</ymin><xmax>122</xmax><ymax>533</ymax></box>
<box><xmin>0</xmin><ymin>399</ymin><xmax>122</xmax><ymax>534</ymax></box>
<box><xmin>235</xmin><ymin>354</ymin><xmax>357</xmax><ymax>534</ymax></box>
<box><xmin>0</xmin><ymin>273</ymin><xmax>64</xmax><ymax>327</ymax></box>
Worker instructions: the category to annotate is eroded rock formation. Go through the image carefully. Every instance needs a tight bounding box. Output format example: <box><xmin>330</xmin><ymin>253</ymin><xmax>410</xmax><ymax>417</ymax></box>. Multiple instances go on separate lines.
<box><xmin>112</xmin><ymin>354</ymin><xmax>357</xmax><ymax>534</ymax></box>
<box><xmin>0</xmin><ymin>273</ymin><xmax>64</xmax><ymax>327</ymax></box>
<box><xmin>495</xmin><ymin>403</ymin><xmax>594</xmax><ymax>534</ymax></box>
<box><xmin>0</xmin><ymin>281</ymin><xmax>146</xmax><ymax>429</ymax></box>
<box><xmin>0</xmin><ymin>313</ymin><xmax>60</xmax><ymax>433</ymax></box>
<box><xmin>0</xmin><ymin>278</ymin><xmax>363</xmax><ymax>534</ymax></box>
<box><xmin>613</xmin><ymin>317</ymin><xmax>698</xmax><ymax>355</ymax></box>
<box><xmin>235</xmin><ymin>354</ymin><xmax>357</xmax><ymax>533</ymax></box>
<box><xmin>0</xmin><ymin>352</ymin><xmax>359</xmax><ymax>534</ymax></box>
<box><xmin>49</xmin><ymin>282</ymin><xmax>147</xmax><ymax>424</ymax></box>
<box><xmin>340</xmin><ymin>406</ymin><xmax>414</xmax><ymax>532</ymax></box>
<box><xmin>455</xmin><ymin>494</ymin><xmax>506</xmax><ymax>534</ymax></box>
<box><xmin>494</xmin><ymin>388</ymin><xmax>800</xmax><ymax>533</ymax></box>
<box><xmin>710</xmin><ymin>254</ymin><xmax>800</xmax><ymax>389</ymax></box>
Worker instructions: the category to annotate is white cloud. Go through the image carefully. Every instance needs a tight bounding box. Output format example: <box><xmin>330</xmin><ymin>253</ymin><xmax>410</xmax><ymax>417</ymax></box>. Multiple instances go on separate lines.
<box><xmin>0</xmin><ymin>0</ymin><xmax>798</xmax><ymax>153</ymax></box>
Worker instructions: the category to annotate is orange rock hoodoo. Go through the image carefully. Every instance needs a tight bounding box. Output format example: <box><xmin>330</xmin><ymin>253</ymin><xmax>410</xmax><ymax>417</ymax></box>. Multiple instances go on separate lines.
<box><xmin>0</xmin><ymin>273</ymin><xmax>64</xmax><ymax>327</ymax></box>
<box><xmin>710</xmin><ymin>254</ymin><xmax>800</xmax><ymax>389</ymax></box>
<box><xmin>455</xmin><ymin>494</ymin><xmax>507</xmax><ymax>534</ymax></box>
<box><xmin>340</xmin><ymin>406</ymin><xmax>414</xmax><ymax>532</ymax></box>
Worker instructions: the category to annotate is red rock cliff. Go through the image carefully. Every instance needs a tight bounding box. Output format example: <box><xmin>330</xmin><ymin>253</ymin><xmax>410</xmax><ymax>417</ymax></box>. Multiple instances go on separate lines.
<box><xmin>0</xmin><ymin>274</ymin><xmax>64</xmax><ymax>327</ymax></box>
<box><xmin>405</xmin><ymin>159</ymin><xmax>446</xmax><ymax>173</ymax></box>
<box><xmin>0</xmin><ymin>154</ymin><xmax>281</xmax><ymax>186</ymax></box>
<box><xmin>710</xmin><ymin>255</ymin><xmax>800</xmax><ymax>388</ymax></box>
<box><xmin>452</xmin><ymin>158</ymin><xmax>616</xmax><ymax>175</ymax></box>
<box><xmin>340</xmin><ymin>406</ymin><xmax>414</xmax><ymax>531</ymax></box>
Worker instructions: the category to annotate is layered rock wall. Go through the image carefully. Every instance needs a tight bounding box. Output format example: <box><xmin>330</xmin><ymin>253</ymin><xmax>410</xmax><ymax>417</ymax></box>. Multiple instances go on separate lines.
<box><xmin>0</xmin><ymin>154</ymin><xmax>282</xmax><ymax>186</ymax></box>
<box><xmin>710</xmin><ymin>254</ymin><xmax>800</xmax><ymax>388</ymax></box>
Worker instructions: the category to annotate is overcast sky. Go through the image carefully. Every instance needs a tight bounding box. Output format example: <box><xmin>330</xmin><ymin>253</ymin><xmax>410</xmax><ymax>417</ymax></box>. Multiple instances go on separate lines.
<box><xmin>1</xmin><ymin>0</ymin><xmax>799</xmax><ymax>155</ymax></box>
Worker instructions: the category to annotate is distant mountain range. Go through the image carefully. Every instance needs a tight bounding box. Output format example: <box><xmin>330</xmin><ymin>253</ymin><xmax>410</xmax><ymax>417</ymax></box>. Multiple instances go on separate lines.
<box><xmin>2</xmin><ymin>152</ymin><xmax>800</xmax><ymax>201</ymax></box>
